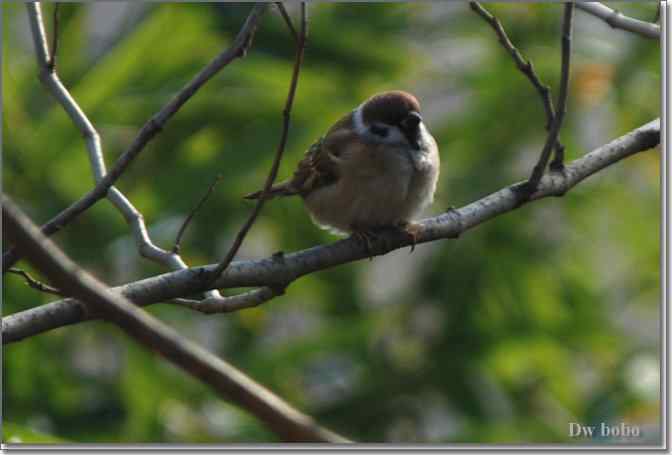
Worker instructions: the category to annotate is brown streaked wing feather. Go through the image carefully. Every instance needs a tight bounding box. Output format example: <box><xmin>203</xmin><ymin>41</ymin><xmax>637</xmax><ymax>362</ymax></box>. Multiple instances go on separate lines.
<box><xmin>287</xmin><ymin>137</ymin><xmax>338</xmax><ymax>195</ymax></box>
<box><xmin>288</xmin><ymin>112</ymin><xmax>356</xmax><ymax>196</ymax></box>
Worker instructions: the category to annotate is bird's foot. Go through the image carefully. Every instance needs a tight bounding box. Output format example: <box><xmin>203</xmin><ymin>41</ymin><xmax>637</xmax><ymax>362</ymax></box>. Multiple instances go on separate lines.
<box><xmin>351</xmin><ymin>222</ymin><xmax>422</xmax><ymax>258</ymax></box>
<box><xmin>397</xmin><ymin>221</ymin><xmax>421</xmax><ymax>253</ymax></box>
<box><xmin>350</xmin><ymin>228</ymin><xmax>379</xmax><ymax>261</ymax></box>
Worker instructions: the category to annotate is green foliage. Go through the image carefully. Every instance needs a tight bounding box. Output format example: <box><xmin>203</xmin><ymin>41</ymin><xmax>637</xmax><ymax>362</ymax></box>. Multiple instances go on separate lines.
<box><xmin>3</xmin><ymin>2</ymin><xmax>660</xmax><ymax>444</ymax></box>
<box><xmin>3</xmin><ymin>422</ymin><xmax>69</xmax><ymax>444</ymax></box>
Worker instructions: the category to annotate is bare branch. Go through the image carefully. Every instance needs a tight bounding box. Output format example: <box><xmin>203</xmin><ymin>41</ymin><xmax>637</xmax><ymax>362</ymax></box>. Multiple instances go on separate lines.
<box><xmin>576</xmin><ymin>2</ymin><xmax>660</xmax><ymax>39</ymax></box>
<box><xmin>275</xmin><ymin>2</ymin><xmax>299</xmax><ymax>43</ymax></box>
<box><xmin>173</xmin><ymin>174</ymin><xmax>223</xmax><ymax>255</ymax></box>
<box><xmin>47</xmin><ymin>3</ymin><xmax>59</xmax><ymax>70</ymax></box>
<box><xmin>654</xmin><ymin>3</ymin><xmax>661</xmax><ymax>23</ymax></box>
<box><xmin>211</xmin><ymin>3</ymin><xmax>308</xmax><ymax>282</ymax></box>
<box><xmin>172</xmin><ymin>285</ymin><xmax>285</xmax><ymax>314</ymax></box>
<box><xmin>3</xmin><ymin>118</ymin><xmax>659</xmax><ymax>344</ymax></box>
<box><xmin>526</xmin><ymin>3</ymin><xmax>574</xmax><ymax>191</ymax></box>
<box><xmin>470</xmin><ymin>1</ymin><xmax>557</xmax><ymax>132</ymax></box>
<box><xmin>2</xmin><ymin>195</ymin><xmax>350</xmax><ymax>443</ymax></box>
<box><xmin>3</xmin><ymin>3</ymin><xmax>269</xmax><ymax>273</ymax></box>
<box><xmin>7</xmin><ymin>268</ymin><xmax>62</xmax><ymax>296</ymax></box>
<box><xmin>24</xmin><ymin>2</ymin><xmax>105</xmax><ymax>185</ymax></box>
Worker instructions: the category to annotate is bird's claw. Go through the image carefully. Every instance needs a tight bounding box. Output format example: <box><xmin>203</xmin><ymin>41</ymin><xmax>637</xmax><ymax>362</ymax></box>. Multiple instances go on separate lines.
<box><xmin>352</xmin><ymin>222</ymin><xmax>423</xmax><ymax>258</ymax></box>
<box><xmin>398</xmin><ymin>221</ymin><xmax>420</xmax><ymax>253</ymax></box>
<box><xmin>351</xmin><ymin>229</ymin><xmax>377</xmax><ymax>260</ymax></box>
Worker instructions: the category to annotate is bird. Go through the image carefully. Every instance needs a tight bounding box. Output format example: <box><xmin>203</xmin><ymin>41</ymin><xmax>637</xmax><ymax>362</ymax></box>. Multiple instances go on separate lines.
<box><xmin>245</xmin><ymin>90</ymin><xmax>440</xmax><ymax>251</ymax></box>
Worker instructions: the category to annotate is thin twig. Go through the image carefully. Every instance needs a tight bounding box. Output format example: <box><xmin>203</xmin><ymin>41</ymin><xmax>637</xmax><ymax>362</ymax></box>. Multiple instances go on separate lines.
<box><xmin>173</xmin><ymin>174</ymin><xmax>223</xmax><ymax>255</ymax></box>
<box><xmin>575</xmin><ymin>2</ymin><xmax>660</xmax><ymax>39</ymax></box>
<box><xmin>2</xmin><ymin>195</ymin><xmax>350</xmax><ymax>443</ymax></box>
<box><xmin>210</xmin><ymin>3</ymin><xmax>308</xmax><ymax>283</ymax></box>
<box><xmin>275</xmin><ymin>2</ymin><xmax>299</xmax><ymax>43</ymax></box>
<box><xmin>47</xmin><ymin>3</ymin><xmax>59</xmax><ymax>70</ymax></box>
<box><xmin>172</xmin><ymin>286</ymin><xmax>285</xmax><ymax>314</ymax></box>
<box><xmin>8</xmin><ymin>268</ymin><xmax>62</xmax><ymax>296</ymax></box>
<box><xmin>4</xmin><ymin>118</ymin><xmax>660</xmax><ymax>343</ymax></box>
<box><xmin>526</xmin><ymin>2</ymin><xmax>574</xmax><ymax>191</ymax></box>
<box><xmin>550</xmin><ymin>142</ymin><xmax>566</xmax><ymax>171</ymax></box>
<box><xmin>654</xmin><ymin>3</ymin><xmax>661</xmax><ymax>23</ymax></box>
<box><xmin>470</xmin><ymin>1</ymin><xmax>557</xmax><ymax>132</ymax></box>
<box><xmin>2</xmin><ymin>3</ymin><xmax>269</xmax><ymax>273</ymax></box>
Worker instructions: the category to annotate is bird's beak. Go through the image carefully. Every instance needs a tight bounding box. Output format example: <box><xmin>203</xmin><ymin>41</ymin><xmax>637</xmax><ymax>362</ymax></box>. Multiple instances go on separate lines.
<box><xmin>401</xmin><ymin>111</ymin><xmax>422</xmax><ymax>149</ymax></box>
<box><xmin>402</xmin><ymin>111</ymin><xmax>422</xmax><ymax>130</ymax></box>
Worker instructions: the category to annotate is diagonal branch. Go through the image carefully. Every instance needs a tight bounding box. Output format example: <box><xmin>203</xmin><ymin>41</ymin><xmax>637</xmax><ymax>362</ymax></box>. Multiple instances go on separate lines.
<box><xmin>275</xmin><ymin>2</ymin><xmax>299</xmax><ymax>42</ymax></box>
<box><xmin>525</xmin><ymin>2</ymin><xmax>574</xmax><ymax>192</ymax></box>
<box><xmin>3</xmin><ymin>195</ymin><xmax>350</xmax><ymax>443</ymax></box>
<box><xmin>2</xmin><ymin>3</ymin><xmax>269</xmax><ymax>274</ymax></box>
<box><xmin>210</xmin><ymin>3</ymin><xmax>308</xmax><ymax>283</ymax></box>
<box><xmin>7</xmin><ymin>268</ymin><xmax>62</xmax><ymax>296</ymax></box>
<box><xmin>3</xmin><ymin>118</ymin><xmax>660</xmax><ymax>344</ymax></box>
<box><xmin>469</xmin><ymin>1</ymin><xmax>557</xmax><ymax>132</ymax></box>
<box><xmin>47</xmin><ymin>2</ymin><xmax>59</xmax><ymax>70</ymax></box>
<box><xmin>173</xmin><ymin>174</ymin><xmax>223</xmax><ymax>255</ymax></box>
<box><xmin>576</xmin><ymin>2</ymin><xmax>660</xmax><ymax>39</ymax></box>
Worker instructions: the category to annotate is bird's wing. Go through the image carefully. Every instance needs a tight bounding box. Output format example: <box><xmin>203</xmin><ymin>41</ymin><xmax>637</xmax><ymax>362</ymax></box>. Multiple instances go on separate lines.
<box><xmin>243</xmin><ymin>136</ymin><xmax>338</xmax><ymax>200</ymax></box>
<box><xmin>247</xmin><ymin>112</ymin><xmax>358</xmax><ymax>198</ymax></box>
<box><xmin>288</xmin><ymin>136</ymin><xmax>341</xmax><ymax>195</ymax></box>
<box><xmin>289</xmin><ymin>124</ymin><xmax>358</xmax><ymax>196</ymax></box>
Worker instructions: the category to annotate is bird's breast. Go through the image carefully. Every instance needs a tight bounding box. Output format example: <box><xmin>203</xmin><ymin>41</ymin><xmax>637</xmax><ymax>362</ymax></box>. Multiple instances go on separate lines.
<box><xmin>303</xmin><ymin>136</ymin><xmax>439</xmax><ymax>232</ymax></box>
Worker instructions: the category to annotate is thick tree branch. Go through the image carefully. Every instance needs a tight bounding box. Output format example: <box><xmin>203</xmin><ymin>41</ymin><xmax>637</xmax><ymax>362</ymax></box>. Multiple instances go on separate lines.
<box><xmin>3</xmin><ymin>119</ymin><xmax>660</xmax><ymax>344</ymax></box>
<box><xmin>2</xmin><ymin>196</ymin><xmax>350</xmax><ymax>443</ymax></box>
<box><xmin>3</xmin><ymin>3</ymin><xmax>269</xmax><ymax>273</ymax></box>
<box><xmin>526</xmin><ymin>2</ymin><xmax>574</xmax><ymax>191</ymax></box>
<box><xmin>211</xmin><ymin>3</ymin><xmax>308</xmax><ymax>282</ymax></box>
<box><xmin>576</xmin><ymin>2</ymin><xmax>660</xmax><ymax>39</ymax></box>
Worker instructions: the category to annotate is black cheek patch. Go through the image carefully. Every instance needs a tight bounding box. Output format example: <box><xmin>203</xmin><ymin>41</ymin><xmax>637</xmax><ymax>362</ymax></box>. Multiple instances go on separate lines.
<box><xmin>403</xmin><ymin>127</ymin><xmax>421</xmax><ymax>150</ymax></box>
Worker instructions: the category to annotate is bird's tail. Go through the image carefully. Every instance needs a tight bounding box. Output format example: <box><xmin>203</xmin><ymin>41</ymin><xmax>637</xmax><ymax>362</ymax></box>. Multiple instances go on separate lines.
<box><xmin>243</xmin><ymin>182</ymin><xmax>298</xmax><ymax>200</ymax></box>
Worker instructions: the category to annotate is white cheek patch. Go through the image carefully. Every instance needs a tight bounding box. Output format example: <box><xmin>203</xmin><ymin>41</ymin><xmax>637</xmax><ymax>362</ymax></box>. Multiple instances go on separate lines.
<box><xmin>354</xmin><ymin>104</ymin><xmax>424</xmax><ymax>147</ymax></box>
<box><xmin>417</xmin><ymin>122</ymin><xmax>431</xmax><ymax>148</ymax></box>
<box><xmin>378</xmin><ymin>126</ymin><xmax>406</xmax><ymax>145</ymax></box>
<box><xmin>353</xmin><ymin>105</ymin><xmax>367</xmax><ymax>136</ymax></box>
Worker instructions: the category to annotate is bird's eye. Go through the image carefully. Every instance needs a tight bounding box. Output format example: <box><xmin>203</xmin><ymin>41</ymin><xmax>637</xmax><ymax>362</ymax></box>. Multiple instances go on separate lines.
<box><xmin>370</xmin><ymin>124</ymin><xmax>389</xmax><ymax>137</ymax></box>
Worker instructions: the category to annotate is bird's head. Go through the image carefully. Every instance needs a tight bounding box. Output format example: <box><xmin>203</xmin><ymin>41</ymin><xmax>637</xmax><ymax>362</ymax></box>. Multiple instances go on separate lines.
<box><xmin>354</xmin><ymin>90</ymin><xmax>425</xmax><ymax>150</ymax></box>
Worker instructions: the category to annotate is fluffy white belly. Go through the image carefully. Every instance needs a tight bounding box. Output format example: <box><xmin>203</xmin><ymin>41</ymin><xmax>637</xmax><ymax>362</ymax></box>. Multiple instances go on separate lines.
<box><xmin>304</xmin><ymin>150</ymin><xmax>437</xmax><ymax>233</ymax></box>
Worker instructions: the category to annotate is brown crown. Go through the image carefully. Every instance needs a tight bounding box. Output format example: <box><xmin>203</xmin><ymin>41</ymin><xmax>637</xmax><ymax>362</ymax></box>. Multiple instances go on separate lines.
<box><xmin>360</xmin><ymin>90</ymin><xmax>421</xmax><ymax>126</ymax></box>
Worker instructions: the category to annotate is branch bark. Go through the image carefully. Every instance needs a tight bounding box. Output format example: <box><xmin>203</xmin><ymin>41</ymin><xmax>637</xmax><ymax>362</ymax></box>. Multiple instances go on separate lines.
<box><xmin>526</xmin><ymin>2</ymin><xmax>574</xmax><ymax>189</ymax></box>
<box><xmin>3</xmin><ymin>195</ymin><xmax>350</xmax><ymax>443</ymax></box>
<box><xmin>7</xmin><ymin>268</ymin><xmax>62</xmax><ymax>296</ymax></box>
<box><xmin>173</xmin><ymin>174</ymin><xmax>223</xmax><ymax>255</ymax></box>
<box><xmin>470</xmin><ymin>1</ymin><xmax>557</xmax><ymax>132</ymax></box>
<box><xmin>275</xmin><ymin>2</ymin><xmax>299</xmax><ymax>42</ymax></box>
<box><xmin>3</xmin><ymin>118</ymin><xmax>660</xmax><ymax>344</ymax></box>
<box><xmin>172</xmin><ymin>286</ymin><xmax>284</xmax><ymax>314</ymax></box>
<box><xmin>576</xmin><ymin>2</ymin><xmax>660</xmax><ymax>39</ymax></box>
<box><xmin>47</xmin><ymin>3</ymin><xmax>59</xmax><ymax>70</ymax></box>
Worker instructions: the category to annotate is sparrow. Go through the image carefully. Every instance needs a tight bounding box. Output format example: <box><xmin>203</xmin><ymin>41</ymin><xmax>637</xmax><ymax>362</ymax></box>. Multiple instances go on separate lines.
<box><xmin>245</xmin><ymin>90</ymin><xmax>440</xmax><ymax>250</ymax></box>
